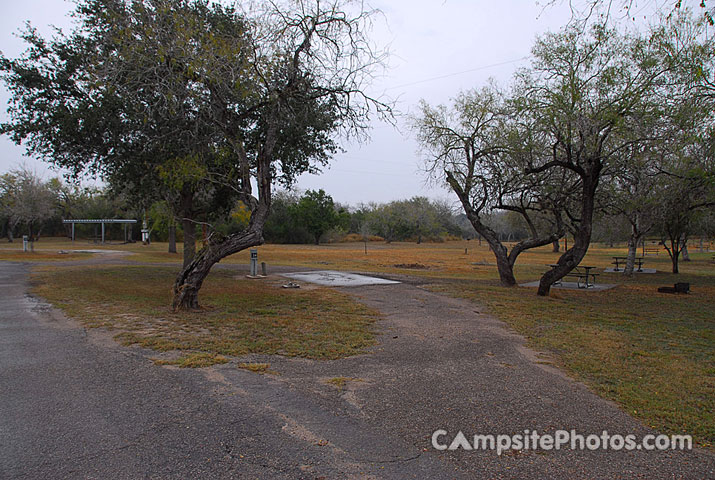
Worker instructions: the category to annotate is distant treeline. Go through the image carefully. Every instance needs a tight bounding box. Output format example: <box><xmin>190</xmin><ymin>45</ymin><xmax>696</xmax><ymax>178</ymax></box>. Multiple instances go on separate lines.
<box><xmin>3</xmin><ymin>169</ymin><xmax>712</xmax><ymax>248</ymax></box>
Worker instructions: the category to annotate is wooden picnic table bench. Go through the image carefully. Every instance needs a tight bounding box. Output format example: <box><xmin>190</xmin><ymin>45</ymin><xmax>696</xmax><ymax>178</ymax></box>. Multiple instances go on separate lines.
<box><xmin>548</xmin><ymin>264</ymin><xmax>599</xmax><ymax>289</ymax></box>
<box><xmin>612</xmin><ymin>256</ymin><xmax>645</xmax><ymax>272</ymax></box>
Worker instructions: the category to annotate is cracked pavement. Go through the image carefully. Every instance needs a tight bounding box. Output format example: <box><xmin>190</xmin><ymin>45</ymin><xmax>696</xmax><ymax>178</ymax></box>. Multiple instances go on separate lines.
<box><xmin>0</xmin><ymin>261</ymin><xmax>713</xmax><ymax>479</ymax></box>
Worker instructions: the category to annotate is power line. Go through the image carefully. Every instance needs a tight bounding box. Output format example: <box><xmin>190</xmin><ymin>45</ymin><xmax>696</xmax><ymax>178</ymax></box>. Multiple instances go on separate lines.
<box><xmin>317</xmin><ymin>167</ymin><xmax>416</xmax><ymax>177</ymax></box>
<box><xmin>383</xmin><ymin>56</ymin><xmax>532</xmax><ymax>92</ymax></box>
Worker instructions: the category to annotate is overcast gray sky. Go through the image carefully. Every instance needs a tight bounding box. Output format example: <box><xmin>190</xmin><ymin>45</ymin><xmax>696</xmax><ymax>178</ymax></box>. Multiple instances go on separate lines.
<box><xmin>1</xmin><ymin>0</ymin><xmax>661</xmax><ymax>206</ymax></box>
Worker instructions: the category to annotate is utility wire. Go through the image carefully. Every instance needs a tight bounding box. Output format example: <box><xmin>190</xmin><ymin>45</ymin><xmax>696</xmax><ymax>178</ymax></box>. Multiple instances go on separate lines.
<box><xmin>383</xmin><ymin>56</ymin><xmax>532</xmax><ymax>92</ymax></box>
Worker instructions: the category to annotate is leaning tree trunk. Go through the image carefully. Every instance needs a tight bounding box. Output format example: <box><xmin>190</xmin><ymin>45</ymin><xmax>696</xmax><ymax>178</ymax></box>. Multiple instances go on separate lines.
<box><xmin>489</xmin><ymin>239</ymin><xmax>517</xmax><ymax>286</ymax></box>
<box><xmin>537</xmin><ymin>174</ymin><xmax>599</xmax><ymax>296</ymax></box>
<box><xmin>172</xmin><ymin>228</ymin><xmax>264</xmax><ymax>310</ymax></box>
<box><xmin>172</xmin><ymin>190</ymin><xmax>271</xmax><ymax>310</ymax></box>
<box><xmin>463</xmin><ymin>209</ymin><xmax>517</xmax><ymax>286</ymax></box>
<box><xmin>172</xmin><ymin>117</ymin><xmax>277</xmax><ymax>310</ymax></box>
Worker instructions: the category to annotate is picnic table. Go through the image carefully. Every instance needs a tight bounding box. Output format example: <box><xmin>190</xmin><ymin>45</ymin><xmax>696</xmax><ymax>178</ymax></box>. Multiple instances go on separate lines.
<box><xmin>548</xmin><ymin>264</ymin><xmax>599</xmax><ymax>289</ymax></box>
<box><xmin>612</xmin><ymin>256</ymin><xmax>645</xmax><ymax>272</ymax></box>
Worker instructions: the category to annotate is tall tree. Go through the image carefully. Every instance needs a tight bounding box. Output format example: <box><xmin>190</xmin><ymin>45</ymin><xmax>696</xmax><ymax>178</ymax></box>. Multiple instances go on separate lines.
<box><xmin>292</xmin><ymin>189</ymin><xmax>341</xmax><ymax>245</ymax></box>
<box><xmin>603</xmin><ymin>11</ymin><xmax>715</xmax><ymax>275</ymax></box>
<box><xmin>1</xmin><ymin>0</ymin><xmax>390</xmax><ymax>309</ymax></box>
<box><xmin>412</xmin><ymin>85</ymin><xmax>565</xmax><ymax>286</ymax></box>
<box><xmin>0</xmin><ymin>167</ymin><xmax>57</xmax><ymax>249</ymax></box>
<box><xmin>518</xmin><ymin>20</ymin><xmax>706</xmax><ymax>295</ymax></box>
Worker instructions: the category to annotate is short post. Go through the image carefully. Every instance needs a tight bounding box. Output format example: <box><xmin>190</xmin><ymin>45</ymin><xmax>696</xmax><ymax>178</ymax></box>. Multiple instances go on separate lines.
<box><xmin>22</xmin><ymin>235</ymin><xmax>28</xmax><ymax>252</ymax></box>
<box><xmin>250</xmin><ymin>249</ymin><xmax>258</xmax><ymax>277</ymax></box>
<box><xmin>141</xmin><ymin>220</ymin><xmax>150</xmax><ymax>244</ymax></box>
<box><xmin>261</xmin><ymin>261</ymin><xmax>267</xmax><ymax>276</ymax></box>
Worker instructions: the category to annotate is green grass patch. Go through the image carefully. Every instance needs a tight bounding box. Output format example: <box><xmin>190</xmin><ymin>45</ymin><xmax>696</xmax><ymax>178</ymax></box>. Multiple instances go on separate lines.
<box><xmin>431</xmin><ymin>266</ymin><xmax>715</xmax><ymax>448</ymax></box>
<box><xmin>31</xmin><ymin>266</ymin><xmax>379</xmax><ymax>362</ymax></box>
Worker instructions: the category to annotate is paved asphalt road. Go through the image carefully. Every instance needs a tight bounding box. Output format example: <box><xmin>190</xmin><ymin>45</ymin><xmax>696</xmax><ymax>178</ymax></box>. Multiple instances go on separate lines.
<box><xmin>0</xmin><ymin>262</ymin><xmax>459</xmax><ymax>479</ymax></box>
<box><xmin>1</xmin><ymin>260</ymin><xmax>713</xmax><ymax>479</ymax></box>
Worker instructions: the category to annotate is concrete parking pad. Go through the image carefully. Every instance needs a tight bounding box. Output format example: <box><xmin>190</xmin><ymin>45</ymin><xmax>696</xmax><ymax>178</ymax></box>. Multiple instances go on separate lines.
<box><xmin>282</xmin><ymin>270</ymin><xmax>400</xmax><ymax>287</ymax></box>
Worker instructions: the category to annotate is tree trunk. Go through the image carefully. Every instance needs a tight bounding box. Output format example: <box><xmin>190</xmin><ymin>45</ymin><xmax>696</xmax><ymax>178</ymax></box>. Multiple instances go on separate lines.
<box><xmin>623</xmin><ymin>224</ymin><xmax>643</xmax><ymax>276</ymax></box>
<box><xmin>662</xmin><ymin>235</ymin><xmax>682</xmax><ymax>274</ymax></box>
<box><xmin>682</xmin><ymin>242</ymin><xmax>690</xmax><ymax>262</ymax></box>
<box><xmin>445</xmin><ymin>172</ymin><xmax>561</xmax><ymax>287</ymax></box>
<box><xmin>168</xmin><ymin>225</ymin><xmax>177</xmax><ymax>253</ymax></box>
<box><xmin>172</xmin><ymin>111</ymin><xmax>277</xmax><ymax>310</ymax></box>
<box><xmin>552</xmin><ymin>240</ymin><xmax>560</xmax><ymax>252</ymax></box>
<box><xmin>671</xmin><ymin>245</ymin><xmax>680</xmax><ymax>273</ymax></box>
<box><xmin>172</xmin><ymin>228</ymin><xmax>264</xmax><ymax>310</ymax></box>
<box><xmin>490</xmin><ymin>240</ymin><xmax>517</xmax><ymax>286</ymax></box>
<box><xmin>537</xmin><ymin>174</ymin><xmax>598</xmax><ymax>296</ymax></box>
<box><xmin>314</xmin><ymin>233</ymin><xmax>320</xmax><ymax>245</ymax></box>
<box><xmin>180</xmin><ymin>187</ymin><xmax>195</xmax><ymax>268</ymax></box>
<box><xmin>182</xmin><ymin>219</ymin><xmax>195</xmax><ymax>268</ymax></box>
<box><xmin>28</xmin><ymin>222</ymin><xmax>34</xmax><ymax>252</ymax></box>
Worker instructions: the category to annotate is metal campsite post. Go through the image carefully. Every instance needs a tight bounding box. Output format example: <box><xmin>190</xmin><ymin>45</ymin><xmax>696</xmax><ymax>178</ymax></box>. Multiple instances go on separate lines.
<box><xmin>250</xmin><ymin>249</ymin><xmax>258</xmax><ymax>276</ymax></box>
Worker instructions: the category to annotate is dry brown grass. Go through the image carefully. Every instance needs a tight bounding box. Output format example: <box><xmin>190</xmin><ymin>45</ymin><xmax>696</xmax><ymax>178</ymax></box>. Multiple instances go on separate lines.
<box><xmin>21</xmin><ymin>237</ymin><xmax>715</xmax><ymax>446</ymax></box>
<box><xmin>31</xmin><ymin>266</ymin><xmax>379</xmax><ymax>363</ymax></box>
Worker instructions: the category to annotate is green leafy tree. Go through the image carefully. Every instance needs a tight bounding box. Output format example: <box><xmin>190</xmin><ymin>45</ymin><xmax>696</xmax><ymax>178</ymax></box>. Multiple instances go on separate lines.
<box><xmin>412</xmin><ymin>85</ymin><xmax>566</xmax><ymax>286</ymax></box>
<box><xmin>292</xmin><ymin>189</ymin><xmax>341</xmax><ymax>245</ymax></box>
<box><xmin>0</xmin><ymin>167</ymin><xmax>57</xmax><ymax>248</ymax></box>
<box><xmin>1</xmin><ymin>0</ymin><xmax>390</xmax><ymax>309</ymax></box>
<box><xmin>518</xmin><ymin>17</ymin><xmax>714</xmax><ymax>295</ymax></box>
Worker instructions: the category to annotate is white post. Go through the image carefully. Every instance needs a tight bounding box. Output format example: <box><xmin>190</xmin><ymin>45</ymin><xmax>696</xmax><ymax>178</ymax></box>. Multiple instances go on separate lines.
<box><xmin>101</xmin><ymin>222</ymin><xmax>105</xmax><ymax>244</ymax></box>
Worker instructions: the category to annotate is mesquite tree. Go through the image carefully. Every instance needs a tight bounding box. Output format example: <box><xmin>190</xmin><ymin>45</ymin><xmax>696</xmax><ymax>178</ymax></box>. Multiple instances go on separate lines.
<box><xmin>0</xmin><ymin>167</ymin><xmax>57</xmax><ymax>248</ymax></box>
<box><xmin>1</xmin><ymin>0</ymin><xmax>390</xmax><ymax>309</ymax></box>
<box><xmin>1</xmin><ymin>0</ymin><xmax>246</xmax><ymax>268</ymax></box>
<box><xmin>412</xmin><ymin>85</ymin><xmax>565</xmax><ymax>286</ymax></box>
<box><xmin>518</xmin><ymin>22</ymin><xmax>697</xmax><ymax>296</ymax></box>
<box><xmin>170</xmin><ymin>1</ymin><xmax>390</xmax><ymax>309</ymax></box>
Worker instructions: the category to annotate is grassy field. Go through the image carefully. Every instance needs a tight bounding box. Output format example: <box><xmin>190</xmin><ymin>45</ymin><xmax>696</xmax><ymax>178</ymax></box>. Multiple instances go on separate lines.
<box><xmin>31</xmin><ymin>265</ymin><xmax>378</xmax><ymax>364</ymax></box>
<box><xmin>7</xmin><ymin>236</ymin><xmax>714</xmax><ymax>446</ymax></box>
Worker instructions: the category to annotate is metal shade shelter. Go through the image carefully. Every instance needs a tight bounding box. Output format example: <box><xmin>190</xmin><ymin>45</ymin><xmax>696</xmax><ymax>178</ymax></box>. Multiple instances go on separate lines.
<box><xmin>63</xmin><ymin>219</ymin><xmax>137</xmax><ymax>244</ymax></box>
